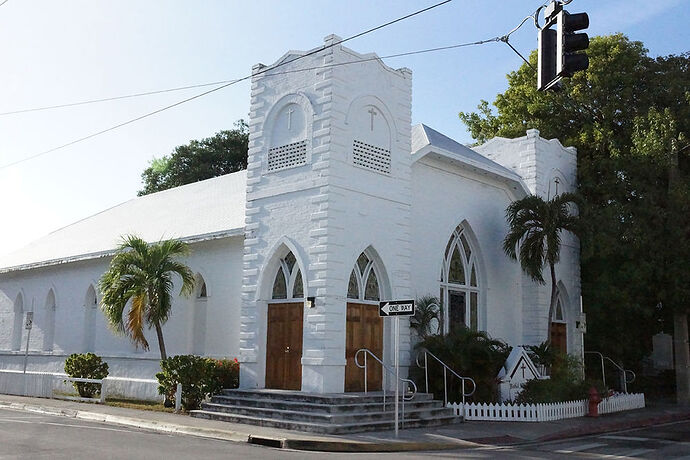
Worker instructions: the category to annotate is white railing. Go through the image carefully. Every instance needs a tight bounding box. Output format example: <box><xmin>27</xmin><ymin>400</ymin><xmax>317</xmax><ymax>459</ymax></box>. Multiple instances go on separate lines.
<box><xmin>415</xmin><ymin>348</ymin><xmax>476</xmax><ymax>407</ymax></box>
<box><xmin>0</xmin><ymin>370</ymin><xmax>107</xmax><ymax>403</ymax></box>
<box><xmin>448</xmin><ymin>393</ymin><xmax>645</xmax><ymax>422</ymax></box>
<box><xmin>0</xmin><ymin>370</ymin><xmax>53</xmax><ymax>398</ymax></box>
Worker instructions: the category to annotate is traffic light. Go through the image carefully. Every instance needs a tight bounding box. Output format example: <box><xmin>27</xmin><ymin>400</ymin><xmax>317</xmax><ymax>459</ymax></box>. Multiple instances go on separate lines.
<box><xmin>556</xmin><ymin>10</ymin><xmax>589</xmax><ymax>77</ymax></box>
<box><xmin>537</xmin><ymin>2</ymin><xmax>589</xmax><ymax>91</ymax></box>
<box><xmin>538</xmin><ymin>27</ymin><xmax>557</xmax><ymax>91</ymax></box>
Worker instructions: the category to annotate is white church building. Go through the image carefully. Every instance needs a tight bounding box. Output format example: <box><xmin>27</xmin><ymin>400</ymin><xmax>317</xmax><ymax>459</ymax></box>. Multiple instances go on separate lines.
<box><xmin>0</xmin><ymin>36</ymin><xmax>580</xmax><ymax>398</ymax></box>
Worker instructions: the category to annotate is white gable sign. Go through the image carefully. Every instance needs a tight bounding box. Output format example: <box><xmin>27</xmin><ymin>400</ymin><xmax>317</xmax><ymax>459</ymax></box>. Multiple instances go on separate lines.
<box><xmin>497</xmin><ymin>346</ymin><xmax>543</xmax><ymax>402</ymax></box>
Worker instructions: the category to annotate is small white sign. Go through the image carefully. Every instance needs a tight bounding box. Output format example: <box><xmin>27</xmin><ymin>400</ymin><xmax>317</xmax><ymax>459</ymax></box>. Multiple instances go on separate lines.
<box><xmin>24</xmin><ymin>312</ymin><xmax>34</xmax><ymax>330</ymax></box>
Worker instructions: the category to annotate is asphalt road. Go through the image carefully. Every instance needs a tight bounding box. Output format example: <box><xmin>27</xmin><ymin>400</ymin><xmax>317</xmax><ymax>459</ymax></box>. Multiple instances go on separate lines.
<box><xmin>0</xmin><ymin>408</ymin><xmax>688</xmax><ymax>459</ymax></box>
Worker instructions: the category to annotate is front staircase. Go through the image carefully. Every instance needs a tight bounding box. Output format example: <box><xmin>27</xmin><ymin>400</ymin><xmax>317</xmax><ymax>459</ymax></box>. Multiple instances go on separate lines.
<box><xmin>190</xmin><ymin>389</ymin><xmax>461</xmax><ymax>434</ymax></box>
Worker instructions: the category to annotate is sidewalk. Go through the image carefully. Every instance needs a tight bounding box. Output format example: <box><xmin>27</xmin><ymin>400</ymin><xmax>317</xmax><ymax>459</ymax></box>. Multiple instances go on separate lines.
<box><xmin>1</xmin><ymin>394</ymin><xmax>688</xmax><ymax>452</ymax></box>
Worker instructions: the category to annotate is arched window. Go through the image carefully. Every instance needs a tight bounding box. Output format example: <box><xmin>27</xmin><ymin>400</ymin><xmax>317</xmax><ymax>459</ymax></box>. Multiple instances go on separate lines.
<box><xmin>440</xmin><ymin>225</ymin><xmax>480</xmax><ymax>333</ymax></box>
<box><xmin>43</xmin><ymin>289</ymin><xmax>56</xmax><ymax>352</ymax></box>
<box><xmin>550</xmin><ymin>289</ymin><xmax>567</xmax><ymax>353</ymax></box>
<box><xmin>191</xmin><ymin>274</ymin><xmax>208</xmax><ymax>355</ymax></box>
<box><xmin>347</xmin><ymin>252</ymin><xmax>381</xmax><ymax>302</ymax></box>
<box><xmin>83</xmin><ymin>286</ymin><xmax>97</xmax><ymax>352</ymax></box>
<box><xmin>11</xmin><ymin>293</ymin><xmax>24</xmax><ymax>351</ymax></box>
<box><xmin>272</xmin><ymin>251</ymin><xmax>304</xmax><ymax>300</ymax></box>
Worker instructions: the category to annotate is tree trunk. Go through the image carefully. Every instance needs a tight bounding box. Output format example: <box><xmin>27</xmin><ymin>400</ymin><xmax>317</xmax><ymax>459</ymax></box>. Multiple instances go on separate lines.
<box><xmin>154</xmin><ymin>320</ymin><xmax>167</xmax><ymax>361</ymax></box>
<box><xmin>546</xmin><ymin>262</ymin><xmax>559</xmax><ymax>345</ymax></box>
<box><xmin>674</xmin><ymin>311</ymin><xmax>690</xmax><ymax>405</ymax></box>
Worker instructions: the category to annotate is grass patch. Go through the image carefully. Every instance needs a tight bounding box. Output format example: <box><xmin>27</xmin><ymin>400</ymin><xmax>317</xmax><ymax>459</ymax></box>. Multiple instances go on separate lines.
<box><xmin>105</xmin><ymin>397</ymin><xmax>177</xmax><ymax>413</ymax></box>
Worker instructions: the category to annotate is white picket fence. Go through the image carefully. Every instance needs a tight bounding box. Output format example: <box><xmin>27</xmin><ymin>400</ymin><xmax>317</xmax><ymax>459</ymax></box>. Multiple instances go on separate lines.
<box><xmin>449</xmin><ymin>393</ymin><xmax>645</xmax><ymax>422</ymax></box>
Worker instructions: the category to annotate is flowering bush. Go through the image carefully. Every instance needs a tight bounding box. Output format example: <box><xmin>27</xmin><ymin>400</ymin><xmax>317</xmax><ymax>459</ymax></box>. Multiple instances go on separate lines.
<box><xmin>156</xmin><ymin>355</ymin><xmax>240</xmax><ymax>411</ymax></box>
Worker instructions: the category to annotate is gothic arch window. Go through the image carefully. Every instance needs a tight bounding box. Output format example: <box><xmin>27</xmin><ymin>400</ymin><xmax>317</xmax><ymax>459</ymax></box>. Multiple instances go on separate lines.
<box><xmin>83</xmin><ymin>285</ymin><xmax>97</xmax><ymax>352</ymax></box>
<box><xmin>347</xmin><ymin>252</ymin><xmax>381</xmax><ymax>302</ymax></box>
<box><xmin>272</xmin><ymin>251</ymin><xmax>304</xmax><ymax>300</ymax></box>
<box><xmin>191</xmin><ymin>274</ymin><xmax>208</xmax><ymax>355</ymax></box>
<box><xmin>440</xmin><ymin>225</ymin><xmax>480</xmax><ymax>333</ymax></box>
<box><xmin>43</xmin><ymin>289</ymin><xmax>56</xmax><ymax>352</ymax></box>
<box><xmin>268</xmin><ymin>100</ymin><xmax>309</xmax><ymax>172</ymax></box>
<box><xmin>11</xmin><ymin>293</ymin><xmax>24</xmax><ymax>351</ymax></box>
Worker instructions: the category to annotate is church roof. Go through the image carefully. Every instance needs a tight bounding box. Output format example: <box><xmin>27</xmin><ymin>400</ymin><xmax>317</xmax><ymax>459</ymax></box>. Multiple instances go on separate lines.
<box><xmin>0</xmin><ymin>170</ymin><xmax>247</xmax><ymax>273</ymax></box>
<box><xmin>411</xmin><ymin>124</ymin><xmax>518</xmax><ymax>179</ymax></box>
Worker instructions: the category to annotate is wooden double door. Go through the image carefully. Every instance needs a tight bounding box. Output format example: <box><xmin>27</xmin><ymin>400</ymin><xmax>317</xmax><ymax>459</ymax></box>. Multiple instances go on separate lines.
<box><xmin>265</xmin><ymin>302</ymin><xmax>303</xmax><ymax>390</ymax></box>
<box><xmin>550</xmin><ymin>322</ymin><xmax>567</xmax><ymax>354</ymax></box>
<box><xmin>345</xmin><ymin>303</ymin><xmax>383</xmax><ymax>392</ymax></box>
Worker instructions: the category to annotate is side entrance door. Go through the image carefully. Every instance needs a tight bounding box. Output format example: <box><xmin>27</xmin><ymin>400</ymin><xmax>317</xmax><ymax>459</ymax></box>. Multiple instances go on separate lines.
<box><xmin>550</xmin><ymin>322</ymin><xmax>567</xmax><ymax>354</ymax></box>
<box><xmin>345</xmin><ymin>303</ymin><xmax>383</xmax><ymax>392</ymax></box>
<box><xmin>265</xmin><ymin>302</ymin><xmax>303</xmax><ymax>390</ymax></box>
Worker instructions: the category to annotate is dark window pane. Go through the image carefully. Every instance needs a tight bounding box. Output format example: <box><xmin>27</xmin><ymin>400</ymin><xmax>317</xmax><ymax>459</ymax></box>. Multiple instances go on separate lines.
<box><xmin>284</xmin><ymin>252</ymin><xmax>296</xmax><ymax>274</ymax></box>
<box><xmin>199</xmin><ymin>281</ymin><xmax>207</xmax><ymax>298</ymax></box>
<box><xmin>364</xmin><ymin>269</ymin><xmax>380</xmax><ymax>301</ymax></box>
<box><xmin>347</xmin><ymin>270</ymin><xmax>359</xmax><ymax>299</ymax></box>
<box><xmin>272</xmin><ymin>267</ymin><xmax>287</xmax><ymax>299</ymax></box>
<box><xmin>293</xmin><ymin>270</ymin><xmax>303</xmax><ymax>298</ymax></box>
<box><xmin>460</xmin><ymin>233</ymin><xmax>472</xmax><ymax>261</ymax></box>
<box><xmin>357</xmin><ymin>253</ymin><xmax>369</xmax><ymax>274</ymax></box>
<box><xmin>470</xmin><ymin>264</ymin><xmax>477</xmax><ymax>287</ymax></box>
<box><xmin>449</xmin><ymin>291</ymin><xmax>466</xmax><ymax>333</ymax></box>
<box><xmin>470</xmin><ymin>292</ymin><xmax>478</xmax><ymax>331</ymax></box>
<box><xmin>448</xmin><ymin>247</ymin><xmax>465</xmax><ymax>284</ymax></box>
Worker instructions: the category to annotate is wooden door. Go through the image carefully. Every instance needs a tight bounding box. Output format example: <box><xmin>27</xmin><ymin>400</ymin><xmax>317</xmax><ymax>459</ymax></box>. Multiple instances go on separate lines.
<box><xmin>345</xmin><ymin>303</ymin><xmax>383</xmax><ymax>392</ymax></box>
<box><xmin>265</xmin><ymin>302</ymin><xmax>303</xmax><ymax>390</ymax></box>
<box><xmin>550</xmin><ymin>322</ymin><xmax>567</xmax><ymax>354</ymax></box>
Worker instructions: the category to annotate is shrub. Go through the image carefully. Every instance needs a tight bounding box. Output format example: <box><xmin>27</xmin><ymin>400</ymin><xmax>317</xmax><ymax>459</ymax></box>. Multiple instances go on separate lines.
<box><xmin>516</xmin><ymin>353</ymin><xmax>607</xmax><ymax>404</ymax></box>
<box><xmin>64</xmin><ymin>353</ymin><xmax>109</xmax><ymax>398</ymax></box>
<box><xmin>206</xmin><ymin>358</ymin><xmax>240</xmax><ymax>397</ymax></box>
<box><xmin>156</xmin><ymin>355</ymin><xmax>211</xmax><ymax>411</ymax></box>
<box><xmin>411</xmin><ymin>327</ymin><xmax>511</xmax><ymax>403</ymax></box>
<box><xmin>156</xmin><ymin>355</ymin><xmax>241</xmax><ymax>411</ymax></box>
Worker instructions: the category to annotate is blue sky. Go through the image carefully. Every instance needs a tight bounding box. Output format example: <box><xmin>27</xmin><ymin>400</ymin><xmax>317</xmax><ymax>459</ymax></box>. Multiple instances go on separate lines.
<box><xmin>0</xmin><ymin>0</ymin><xmax>688</xmax><ymax>256</ymax></box>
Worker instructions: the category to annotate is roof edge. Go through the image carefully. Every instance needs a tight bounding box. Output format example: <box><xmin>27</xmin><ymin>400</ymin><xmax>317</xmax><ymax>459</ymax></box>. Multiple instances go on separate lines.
<box><xmin>0</xmin><ymin>228</ymin><xmax>244</xmax><ymax>274</ymax></box>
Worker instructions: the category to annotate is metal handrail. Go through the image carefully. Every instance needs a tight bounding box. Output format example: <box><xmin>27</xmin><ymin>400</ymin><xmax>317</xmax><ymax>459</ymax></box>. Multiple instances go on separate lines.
<box><xmin>415</xmin><ymin>348</ymin><xmax>476</xmax><ymax>406</ymax></box>
<box><xmin>354</xmin><ymin>348</ymin><xmax>417</xmax><ymax>425</ymax></box>
<box><xmin>585</xmin><ymin>351</ymin><xmax>636</xmax><ymax>393</ymax></box>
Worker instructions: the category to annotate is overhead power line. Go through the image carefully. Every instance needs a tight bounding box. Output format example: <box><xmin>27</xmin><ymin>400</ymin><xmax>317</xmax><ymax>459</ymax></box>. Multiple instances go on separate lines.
<box><xmin>0</xmin><ymin>0</ymin><xmax>453</xmax><ymax>170</ymax></box>
<box><xmin>0</xmin><ymin>0</ymin><xmax>539</xmax><ymax>170</ymax></box>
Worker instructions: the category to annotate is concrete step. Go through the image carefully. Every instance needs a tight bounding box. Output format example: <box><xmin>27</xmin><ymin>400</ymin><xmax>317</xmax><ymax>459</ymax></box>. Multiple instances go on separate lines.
<box><xmin>208</xmin><ymin>394</ymin><xmax>443</xmax><ymax>414</ymax></box>
<box><xmin>199</xmin><ymin>401</ymin><xmax>451</xmax><ymax>424</ymax></box>
<box><xmin>190</xmin><ymin>409</ymin><xmax>462</xmax><ymax>434</ymax></box>
<box><xmin>219</xmin><ymin>389</ymin><xmax>430</xmax><ymax>405</ymax></box>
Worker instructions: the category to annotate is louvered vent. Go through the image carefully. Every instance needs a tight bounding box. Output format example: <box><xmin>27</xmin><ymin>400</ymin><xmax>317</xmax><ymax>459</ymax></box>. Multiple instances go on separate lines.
<box><xmin>268</xmin><ymin>140</ymin><xmax>307</xmax><ymax>171</ymax></box>
<box><xmin>353</xmin><ymin>140</ymin><xmax>391</xmax><ymax>174</ymax></box>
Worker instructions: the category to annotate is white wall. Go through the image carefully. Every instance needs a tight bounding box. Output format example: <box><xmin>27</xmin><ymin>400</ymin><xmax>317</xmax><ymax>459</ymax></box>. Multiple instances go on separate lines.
<box><xmin>410</xmin><ymin>157</ymin><xmax>524</xmax><ymax>346</ymax></box>
<box><xmin>0</xmin><ymin>236</ymin><xmax>243</xmax><ymax>399</ymax></box>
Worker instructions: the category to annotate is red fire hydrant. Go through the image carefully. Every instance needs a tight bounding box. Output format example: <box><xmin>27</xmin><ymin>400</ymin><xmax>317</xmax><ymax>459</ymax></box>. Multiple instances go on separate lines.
<box><xmin>588</xmin><ymin>386</ymin><xmax>602</xmax><ymax>417</ymax></box>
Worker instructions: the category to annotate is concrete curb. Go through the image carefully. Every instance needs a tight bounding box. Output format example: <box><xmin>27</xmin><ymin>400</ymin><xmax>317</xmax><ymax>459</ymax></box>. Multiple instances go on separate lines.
<box><xmin>246</xmin><ymin>435</ymin><xmax>478</xmax><ymax>452</ymax></box>
<box><xmin>0</xmin><ymin>401</ymin><xmax>248</xmax><ymax>443</ymax></box>
<box><xmin>0</xmin><ymin>400</ymin><xmax>467</xmax><ymax>452</ymax></box>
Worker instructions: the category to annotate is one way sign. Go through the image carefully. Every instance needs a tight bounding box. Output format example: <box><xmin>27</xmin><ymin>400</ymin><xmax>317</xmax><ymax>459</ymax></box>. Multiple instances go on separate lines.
<box><xmin>379</xmin><ymin>300</ymin><xmax>415</xmax><ymax>317</ymax></box>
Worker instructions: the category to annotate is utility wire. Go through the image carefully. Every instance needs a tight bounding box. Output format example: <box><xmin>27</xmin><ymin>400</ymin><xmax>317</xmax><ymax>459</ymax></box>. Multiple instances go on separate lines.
<box><xmin>1</xmin><ymin>0</ymin><xmax>540</xmax><ymax>170</ymax></box>
<box><xmin>0</xmin><ymin>0</ymin><xmax>9</xmax><ymax>7</ymax></box>
<box><xmin>1</xmin><ymin>0</ymin><xmax>451</xmax><ymax>117</ymax></box>
<box><xmin>0</xmin><ymin>0</ymin><xmax>454</xmax><ymax>170</ymax></box>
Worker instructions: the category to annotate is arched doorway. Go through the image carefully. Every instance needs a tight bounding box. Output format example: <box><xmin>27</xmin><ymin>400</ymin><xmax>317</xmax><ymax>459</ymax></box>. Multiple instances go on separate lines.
<box><xmin>345</xmin><ymin>251</ymin><xmax>384</xmax><ymax>392</ymax></box>
<box><xmin>550</xmin><ymin>292</ymin><xmax>567</xmax><ymax>353</ymax></box>
<box><xmin>265</xmin><ymin>250</ymin><xmax>304</xmax><ymax>390</ymax></box>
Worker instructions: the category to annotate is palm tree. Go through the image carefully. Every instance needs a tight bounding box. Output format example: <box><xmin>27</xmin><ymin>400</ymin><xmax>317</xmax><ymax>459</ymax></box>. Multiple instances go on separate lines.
<box><xmin>503</xmin><ymin>193</ymin><xmax>581</xmax><ymax>343</ymax></box>
<box><xmin>411</xmin><ymin>295</ymin><xmax>441</xmax><ymax>339</ymax></box>
<box><xmin>99</xmin><ymin>235</ymin><xmax>195</xmax><ymax>360</ymax></box>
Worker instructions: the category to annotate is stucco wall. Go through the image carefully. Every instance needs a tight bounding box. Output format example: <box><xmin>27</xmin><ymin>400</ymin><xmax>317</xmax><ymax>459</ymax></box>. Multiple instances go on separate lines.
<box><xmin>0</xmin><ymin>236</ymin><xmax>242</xmax><ymax>399</ymax></box>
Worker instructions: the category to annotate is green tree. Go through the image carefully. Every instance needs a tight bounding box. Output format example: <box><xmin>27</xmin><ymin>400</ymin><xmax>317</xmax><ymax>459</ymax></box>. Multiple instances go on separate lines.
<box><xmin>99</xmin><ymin>235</ymin><xmax>195</xmax><ymax>360</ymax></box>
<box><xmin>503</xmin><ymin>193</ymin><xmax>581</xmax><ymax>341</ymax></box>
<box><xmin>459</xmin><ymin>34</ymin><xmax>690</xmax><ymax>402</ymax></box>
<box><xmin>138</xmin><ymin>120</ymin><xmax>249</xmax><ymax>196</ymax></box>
<box><xmin>411</xmin><ymin>295</ymin><xmax>441</xmax><ymax>339</ymax></box>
